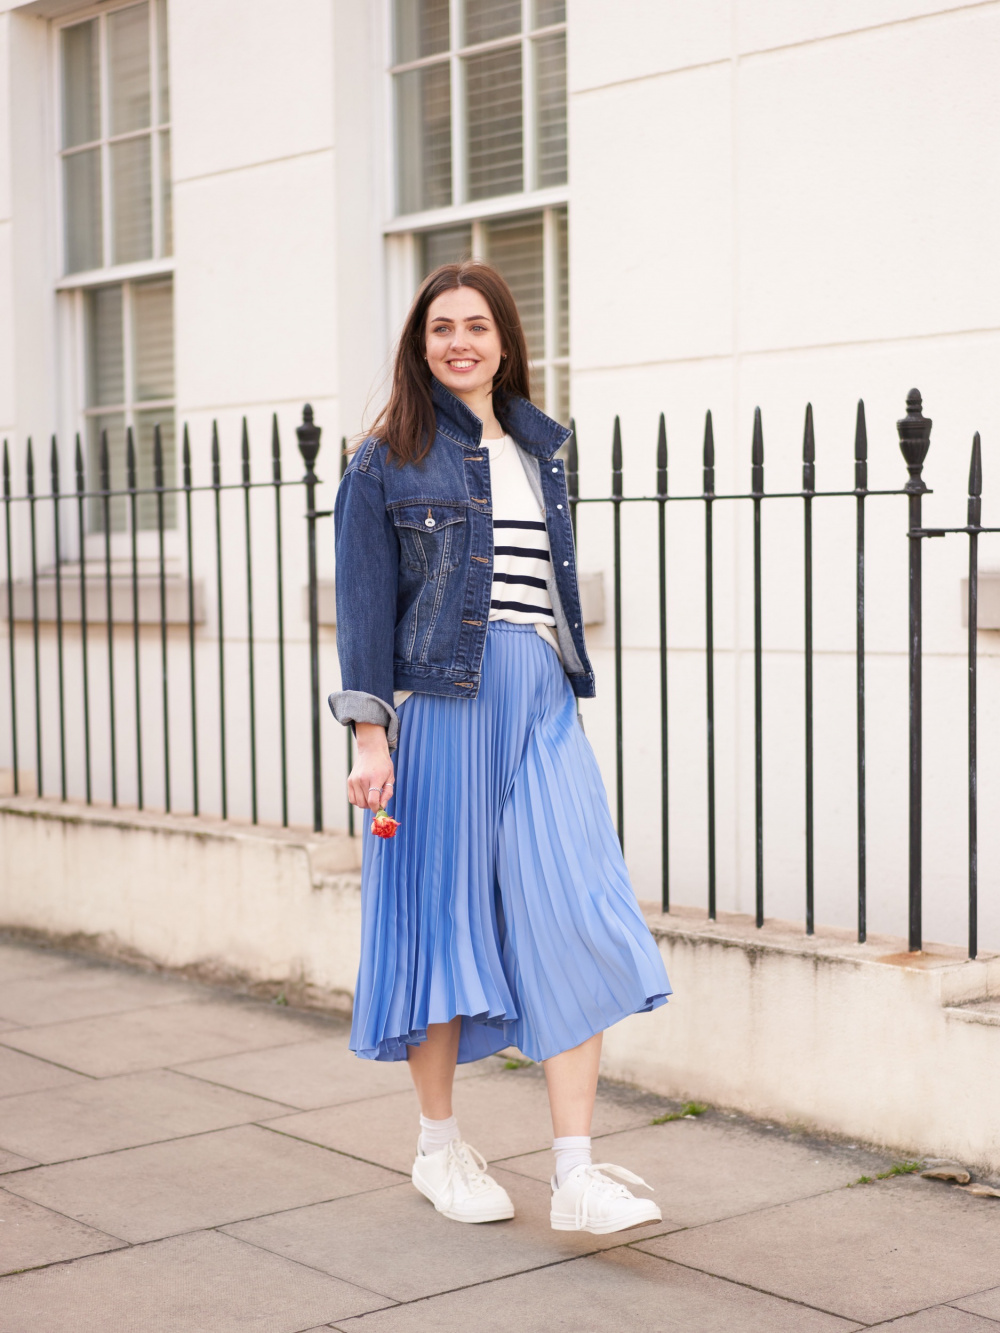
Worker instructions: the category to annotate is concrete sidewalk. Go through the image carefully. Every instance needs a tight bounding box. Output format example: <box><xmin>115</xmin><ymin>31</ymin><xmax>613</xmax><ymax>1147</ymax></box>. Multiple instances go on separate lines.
<box><xmin>1</xmin><ymin>938</ymin><xmax>999</xmax><ymax>1331</ymax></box>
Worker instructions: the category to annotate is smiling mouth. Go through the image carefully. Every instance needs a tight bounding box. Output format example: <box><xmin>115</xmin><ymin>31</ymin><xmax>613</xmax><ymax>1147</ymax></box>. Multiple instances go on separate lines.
<box><xmin>447</xmin><ymin>359</ymin><xmax>479</xmax><ymax>371</ymax></box>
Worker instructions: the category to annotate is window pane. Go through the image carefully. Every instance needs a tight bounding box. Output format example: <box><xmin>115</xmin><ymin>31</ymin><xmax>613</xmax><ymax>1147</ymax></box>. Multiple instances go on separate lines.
<box><xmin>111</xmin><ymin>136</ymin><xmax>153</xmax><ymax>263</ymax></box>
<box><xmin>535</xmin><ymin>33</ymin><xmax>566</xmax><ymax>188</ymax></box>
<box><xmin>420</xmin><ymin>224</ymin><xmax>473</xmax><ymax>278</ymax></box>
<box><xmin>396</xmin><ymin>65</ymin><xmax>451</xmax><ymax>214</ymax></box>
<box><xmin>533</xmin><ymin>0</ymin><xmax>565</xmax><ymax>26</ymax></box>
<box><xmin>555</xmin><ymin>206</ymin><xmax>568</xmax><ymax>357</ymax></box>
<box><xmin>466</xmin><ymin>48</ymin><xmax>522</xmax><ymax>200</ymax></box>
<box><xmin>464</xmin><ymin>0</ymin><xmax>521</xmax><ymax>45</ymax></box>
<box><xmin>160</xmin><ymin>130</ymin><xmax>173</xmax><ymax>254</ymax></box>
<box><xmin>86</xmin><ymin>413</ymin><xmax>127</xmax><ymax>533</ymax></box>
<box><xmin>64</xmin><ymin>149</ymin><xmax>103</xmax><ymax>273</ymax></box>
<box><xmin>61</xmin><ymin>21</ymin><xmax>100</xmax><ymax>148</ymax></box>
<box><xmin>394</xmin><ymin>0</ymin><xmax>449</xmax><ymax>62</ymax></box>
<box><xmin>136</xmin><ymin>411</ymin><xmax>176</xmax><ymax>529</ymax></box>
<box><xmin>134</xmin><ymin>278</ymin><xmax>174</xmax><ymax>401</ymax></box>
<box><xmin>109</xmin><ymin>2</ymin><xmax>151</xmax><ymax>135</ymax></box>
<box><xmin>157</xmin><ymin>0</ymin><xmax>170</xmax><ymax>123</ymax></box>
<box><xmin>86</xmin><ymin>286</ymin><xmax>124</xmax><ymax>407</ymax></box>
<box><xmin>483</xmin><ymin>213</ymin><xmax>543</xmax><ymax>361</ymax></box>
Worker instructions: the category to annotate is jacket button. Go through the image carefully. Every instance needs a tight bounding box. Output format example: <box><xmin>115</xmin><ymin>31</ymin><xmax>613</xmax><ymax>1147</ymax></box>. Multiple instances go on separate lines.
<box><xmin>551</xmin><ymin>467</ymin><xmax>558</xmax><ymax>473</ymax></box>
<box><xmin>574</xmin><ymin>622</ymin><xmax>579</xmax><ymax>628</ymax></box>
<box><xmin>563</xmin><ymin>560</ymin><xmax>569</xmax><ymax>566</ymax></box>
<box><xmin>557</xmin><ymin>503</ymin><xmax>563</xmax><ymax>509</ymax></box>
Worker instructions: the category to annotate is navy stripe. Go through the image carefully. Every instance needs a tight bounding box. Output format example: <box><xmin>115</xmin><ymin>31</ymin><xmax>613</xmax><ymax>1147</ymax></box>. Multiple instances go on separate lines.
<box><xmin>494</xmin><ymin>545</ymin><xmax>550</xmax><ymax>560</ymax></box>
<box><xmin>494</xmin><ymin>519</ymin><xmax>546</xmax><ymax>530</ymax></box>
<box><xmin>491</xmin><ymin>599</ymin><xmax>556</xmax><ymax>616</ymax></box>
<box><xmin>493</xmin><ymin>573</ymin><xmax>548</xmax><ymax>590</ymax></box>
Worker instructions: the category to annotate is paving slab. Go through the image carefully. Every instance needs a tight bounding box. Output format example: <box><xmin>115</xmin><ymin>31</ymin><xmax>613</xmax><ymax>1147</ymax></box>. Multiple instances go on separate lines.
<box><xmin>266</xmin><ymin>1068</ymin><xmax>650</xmax><ymax>1173</ymax></box>
<box><xmin>0</xmin><ymin>1150</ymin><xmax>37</xmax><ymax>1174</ymax></box>
<box><xmin>0</xmin><ymin>943</ymin><xmax>79</xmax><ymax>984</ymax></box>
<box><xmin>501</xmin><ymin>1115</ymin><xmax>878</xmax><ymax>1226</ymax></box>
<box><xmin>3</xmin><ymin>1123</ymin><xmax>400</xmax><ymax>1242</ymax></box>
<box><xmin>0</xmin><ymin>965</ymin><xmax>192</xmax><ymax>1026</ymax></box>
<box><xmin>176</xmin><ymin>1036</ymin><xmax>498</xmax><ymax>1111</ymax></box>
<box><xmin>868</xmin><ymin>1308</ymin><xmax>1000</xmax><ymax>1330</ymax></box>
<box><xmin>956</xmin><ymin>1287</ymin><xmax>1000</xmax><ymax>1320</ymax></box>
<box><xmin>0</xmin><ymin>1069</ymin><xmax>293</xmax><ymax>1163</ymax></box>
<box><xmin>0</xmin><ymin>1229</ymin><xmax>393</xmax><ymax>1332</ymax></box>
<box><xmin>0</xmin><ymin>1189</ymin><xmax>125</xmax><ymax>1275</ymax></box>
<box><xmin>223</xmin><ymin>1165</ymin><xmax>677</xmax><ymax>1303</ymax></box>
<box><xmin>0</xmin><ymin>1046</ymin><xmax>87</xmax><ymax>1099</ymax></box>
<box><xmin>329</xmin><ymin>1245</ymin><xmax>862</xmax><ymax>1332</ymax></box>
<box><xmin>0</xmin><ymin>996</ymin><xmax>327</xmax><ymax>1076</ymax></box>
<box><xmin>638</xmin><ymin>1176</ymin><xmax>1000</xmax><ymax>1324</ymax></box>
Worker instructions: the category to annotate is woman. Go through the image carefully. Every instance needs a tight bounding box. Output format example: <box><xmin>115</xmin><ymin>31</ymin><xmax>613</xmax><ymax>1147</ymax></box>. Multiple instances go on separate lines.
<box><xmin>330</xmin><ymin>261</ymin><xmax>671</xmax><ymax>1235</ymax></box>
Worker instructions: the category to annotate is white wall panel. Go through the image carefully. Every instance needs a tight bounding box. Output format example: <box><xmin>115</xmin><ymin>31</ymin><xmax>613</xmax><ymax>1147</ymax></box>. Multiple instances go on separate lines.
<box><xmin>571</xmin><ymin>63</ymin><xmax>733</xmax><ymax>370</ymax></box>
<box><xmin>736</xmin><ymin>0</ymin><xmax>989</xmax><ymax>54</ymax></box>
<box><xmin>0</xmin><ymin>221</ymin><xmax>13</xmax><ymax>428</ymax></box>
<box><xmin>170</xmin><ymin>0</ymin><xmax>334</xmax><ymax>182</ymax></box>
<box><xmin>174</xmin><ymin>152</ymin><xmax>337</xmax><ymax>412</ymax></box>
<box><xmin>737</xmin><ymin>8</ymin><xmax>1000</xmax><ymax>352</ymax></box>
<box><xmin>569</xmin><ymin>0</ymin><xmax>729</xmax><ymax>92</ymax></box>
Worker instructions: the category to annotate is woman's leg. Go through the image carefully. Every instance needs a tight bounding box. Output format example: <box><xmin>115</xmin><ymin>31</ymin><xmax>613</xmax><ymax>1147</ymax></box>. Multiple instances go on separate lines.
<box><xmin>543</xmin><ymin>1032</ymin><xmax>602</xmax><ymax>1136</ymax></box>
<box><xmin>407</xmin><ymin>1017</ymin><xmax>461</xmax><ymax>1118</ymax></box>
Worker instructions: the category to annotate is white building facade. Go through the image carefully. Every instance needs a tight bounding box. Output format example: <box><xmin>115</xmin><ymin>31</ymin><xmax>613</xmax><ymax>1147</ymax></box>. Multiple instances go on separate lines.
<box><xmin>1</xmin><ymin>0</ymin><xmax>998</xmax><ymax>950</ymax></box>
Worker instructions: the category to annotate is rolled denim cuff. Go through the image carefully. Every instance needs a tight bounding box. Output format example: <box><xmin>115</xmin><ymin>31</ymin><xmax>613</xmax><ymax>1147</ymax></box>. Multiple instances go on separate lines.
<box><xmin>328</xmin><ymin>689</ymin><xmax>400</xmax><ymax>751</ymax></box>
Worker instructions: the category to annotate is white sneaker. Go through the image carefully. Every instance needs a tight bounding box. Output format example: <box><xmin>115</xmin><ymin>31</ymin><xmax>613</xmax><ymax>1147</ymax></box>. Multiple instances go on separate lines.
<box><xmin>550</xmin><ymin>1162</ymin><xmax>662</xmax><ymax>1234</ymax></box>
<box><xmin>412</xmin><ymin>1139</ymin><xmax>515</xmax><ymax>1223</ymax></box>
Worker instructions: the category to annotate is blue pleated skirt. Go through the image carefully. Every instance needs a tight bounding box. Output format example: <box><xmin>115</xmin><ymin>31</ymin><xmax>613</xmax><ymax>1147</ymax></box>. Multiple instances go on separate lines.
<box><xmin>350</xmin><ymin>621</ymin><xmax>671</xmax><ymax>1064</ymax></box>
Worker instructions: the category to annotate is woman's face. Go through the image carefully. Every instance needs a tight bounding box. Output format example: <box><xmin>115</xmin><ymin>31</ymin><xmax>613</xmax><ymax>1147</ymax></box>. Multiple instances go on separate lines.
<box><xmin>424</xmin><ymin>286</ymin><xmax>503</xmax><ymax>404</ymax></box>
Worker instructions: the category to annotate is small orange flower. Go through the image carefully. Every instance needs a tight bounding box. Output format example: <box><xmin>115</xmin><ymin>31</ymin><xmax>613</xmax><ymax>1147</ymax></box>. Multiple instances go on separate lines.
<box><xmin>371</xmin><ymin>807</ymin><xmax>400</xmax><ymax>839</ymax></box>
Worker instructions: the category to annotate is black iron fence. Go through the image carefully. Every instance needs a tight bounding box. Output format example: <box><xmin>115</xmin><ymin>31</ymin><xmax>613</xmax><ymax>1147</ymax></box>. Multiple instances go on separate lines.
<box><xmin>1</xmin><ymin>406</ymin><xmax>332</xmax><ymax>834</ymax></box>
<box><xmin>0</xmin><ymin>391</ymin><xmax>995</xmax><ymax>958</ymax></box>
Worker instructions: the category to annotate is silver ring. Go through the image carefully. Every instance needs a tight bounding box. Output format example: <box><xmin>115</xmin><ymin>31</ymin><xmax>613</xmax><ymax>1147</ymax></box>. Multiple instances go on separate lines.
<box><xmin>368</xmin><ymin>786</ymin><xmax>382</xmax><ymax>793</ymax></box>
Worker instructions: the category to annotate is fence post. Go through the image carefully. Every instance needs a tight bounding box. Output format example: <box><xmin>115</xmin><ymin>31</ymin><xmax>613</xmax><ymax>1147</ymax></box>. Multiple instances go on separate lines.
<box><xmin>297</xmin><ymin>404</ymin><xmax>323</xmax><ymax>834</ymax></box>
<box><xmin>897</xmin><ymin>388</ymin><xmax>932</xmax><ymax>952</ymax></box>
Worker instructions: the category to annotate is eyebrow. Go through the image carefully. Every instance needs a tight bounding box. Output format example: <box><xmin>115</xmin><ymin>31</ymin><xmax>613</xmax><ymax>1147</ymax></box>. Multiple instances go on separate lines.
<box><xmin>428</xmin><ymin>314</ymin><xmax>493</xmax><ymax>323</ymax></box>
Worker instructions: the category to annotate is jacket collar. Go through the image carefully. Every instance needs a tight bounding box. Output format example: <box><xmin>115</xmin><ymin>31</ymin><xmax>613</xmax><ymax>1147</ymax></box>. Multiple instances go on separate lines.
<box><xmin>430</xmin><ymin>376</ymin><xmax>571</xmax><ymax>460</ymax></box>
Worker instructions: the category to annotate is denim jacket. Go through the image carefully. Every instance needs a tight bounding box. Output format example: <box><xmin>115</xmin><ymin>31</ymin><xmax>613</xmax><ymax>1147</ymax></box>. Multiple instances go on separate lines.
<box><xmin>329</xmin><ymin>379</ymin><xmax>596</xmax><ymax>749</ymax></box>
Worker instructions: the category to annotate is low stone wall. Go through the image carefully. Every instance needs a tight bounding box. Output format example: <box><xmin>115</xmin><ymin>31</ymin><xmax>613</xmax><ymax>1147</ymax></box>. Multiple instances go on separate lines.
<box><xmin>2</xmin><ymin>796</ymin><xmax>999</xmax><ymax>1171</ymax></box>
<box><xmin>0</xmin><ymin>796</ymin><xmax>362</xmax><ymax>1007</ymax></box>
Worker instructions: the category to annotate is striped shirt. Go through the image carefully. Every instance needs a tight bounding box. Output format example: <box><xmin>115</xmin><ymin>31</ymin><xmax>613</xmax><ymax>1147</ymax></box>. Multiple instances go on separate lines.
<box><xmin>485</xmin><ymin>434</ymin><xmax>556</xmax><ymax>630</ymax></box>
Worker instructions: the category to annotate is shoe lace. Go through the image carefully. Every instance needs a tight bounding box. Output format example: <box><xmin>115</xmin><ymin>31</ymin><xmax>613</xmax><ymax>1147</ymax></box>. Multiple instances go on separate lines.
<box><xmin>573</xmin><ymin>1163</ymin><xmax>652</xmax><ymax>1230</ymax></box>
<box><xmin>444</xmin><ymin>1140</ymin><xmax>495</xmax><ymax>1197</ymax></box>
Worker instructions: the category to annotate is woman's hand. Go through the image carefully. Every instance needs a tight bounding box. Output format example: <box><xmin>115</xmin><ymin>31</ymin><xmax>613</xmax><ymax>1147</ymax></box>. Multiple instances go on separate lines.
<box><xmin>348</xmin><ymin>723</ymin><xmax>395</xmax><ymax>813</ymax></box>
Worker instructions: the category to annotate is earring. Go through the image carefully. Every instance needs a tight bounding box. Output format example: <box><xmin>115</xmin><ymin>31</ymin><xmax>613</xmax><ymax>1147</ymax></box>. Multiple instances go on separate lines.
<box><xmin>501</xmin><ymin>353</ymin><xmax>507</xmax><ymax>359</ymax></box>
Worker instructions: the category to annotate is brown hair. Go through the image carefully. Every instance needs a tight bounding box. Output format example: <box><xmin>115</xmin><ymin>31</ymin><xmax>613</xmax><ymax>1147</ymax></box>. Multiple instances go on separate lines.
<box><xmin>369</xmin><ymin>260</ymin><xmax>531</xmax><ymax>466</ymax></box>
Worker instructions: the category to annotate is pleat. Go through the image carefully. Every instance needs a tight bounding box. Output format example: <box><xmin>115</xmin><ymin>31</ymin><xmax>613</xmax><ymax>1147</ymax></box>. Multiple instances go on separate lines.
<box><xmin>349</xmin><ymin>621</ymin><xmax>671</xmax><ymax>1064</ymax></box>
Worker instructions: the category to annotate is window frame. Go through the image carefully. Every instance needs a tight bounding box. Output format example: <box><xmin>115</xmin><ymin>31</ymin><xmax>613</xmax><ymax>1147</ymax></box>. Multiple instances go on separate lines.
<box><xmin>385</xmin><ymin>1</ymin><xmax>569</xmax><ymax>422</ymax></box>
<box><xmin>53</xmin><ymin>0</ymin><xmax>173</xmax><ymax>285</ymax></box>
<box><xmin>52</xmin><ymin>1</ymin><xmax>176</xmax><ymax>548</ymax></box>
<box><xmin>388</xmin><ymin>0</ymin><xmax>567</xmax><ymax>220</ymax></box>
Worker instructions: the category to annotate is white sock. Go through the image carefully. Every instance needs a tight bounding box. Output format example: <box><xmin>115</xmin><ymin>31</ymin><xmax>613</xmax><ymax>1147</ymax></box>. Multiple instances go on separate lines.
<box><xmin>419</xmin><ymin>1114</ymin><xmax>460</xmax><ymax>1155</ymax></box>
<box><xmin>553</xmin><ymin>1135</ymin><xmax>592</xmax><ymax>1187</ymax></box>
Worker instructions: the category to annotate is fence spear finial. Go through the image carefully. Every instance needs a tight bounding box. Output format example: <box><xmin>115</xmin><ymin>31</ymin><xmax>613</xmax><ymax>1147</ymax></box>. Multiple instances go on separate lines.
<box><xmin>26</xmin><ymin>438</ymin><xmax>34</xmax><ymax>496</ymax></box>
<box><xmin>272</xmin><ymin>414</ymin><xmax>282</xmax><ymax>484</ymax></box>
<box><xmin>50</xmin><ymin>435</ymin><xmax>60</xmax><ymax>494</ymax></box>
<box><xmin>802</xmin><ymin>405</ymin><xmax>815</xmax><ymax>494</ymax></box>
<box><xmin>751</xmin><ymin>408</ymin><xmax>764</xmax><ymax>495</ymax></box>
<box><xmin>703</xmin><ymin>411</ymin><xmax>715</xmax><ymax>496</ymax></box>
<box><xmin>211</xmin><ymin>421</ymin><xmax>220</xmax><ymax>487</ymax></box>
<box><xmin>126</xmin><ymin>426</ymin><xmax>136</xmax><ymax>492</ymax></box>
<box><xmin>296</xmin><ymin>403</ymin><xmax>321</xmax><ymax>470</ymax></box>
<box><xmin>74</xmin><ymin>434</ymin><xmax>84</xmax><ymax>493</ymax></box>
<box><xmin>2</xmin><ymin>440</ymin><xmax>9</xmax><ymax>496</ymax></box>
<box><xmin>611</xmin><ymin>416</ymin><xmax>622</xmax><ymax>499</ymax></box>
<box><xmin>656</xmin><ymin>413</ymin><xmax>667</xmax><ymax>499</ymax></box>
<box><xmin>968</xmin><ymin>432</ymin><xmax>983</xmax><ymax>530</ymax></box>
<box><xmin>240</xmin><ymin>417</ymin><xmax>250</xmax><ymax>486</ymax></box>
<box><xmin>854</xmin><ymin>400</ymin><xmax>868</xmax><ymax>492</ymax></box>
<box><xmin>566</xmin><ymin>418</ymin><xmax>578</xmax><ymax>501</ymax></box>
<box><xmin>182</xmin><ymin>424</ymin><xmax>191</xmax><ymax>488</ymax></box>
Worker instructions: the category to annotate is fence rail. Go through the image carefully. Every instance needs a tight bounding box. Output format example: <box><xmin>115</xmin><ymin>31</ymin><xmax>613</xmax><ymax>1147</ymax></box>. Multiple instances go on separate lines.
<box><xmin>1</xmin><ymin>391</ymin><xmax>996</xmax><ymax>957</ymax></box>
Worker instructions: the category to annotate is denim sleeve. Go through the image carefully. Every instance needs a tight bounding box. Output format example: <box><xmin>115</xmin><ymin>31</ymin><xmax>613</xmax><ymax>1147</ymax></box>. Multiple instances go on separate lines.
<box><xmin>328</xmin><ymin>461</ymin><xmax>401</xmax><ymax>751</ymax></box>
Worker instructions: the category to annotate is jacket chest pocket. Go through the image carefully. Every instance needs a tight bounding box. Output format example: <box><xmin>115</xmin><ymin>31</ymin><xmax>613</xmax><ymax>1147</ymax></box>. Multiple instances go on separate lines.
<box><xmin>391</xmin><ymin>503</ymin><xmax>467</xmax><ymax>578</ymax></box>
